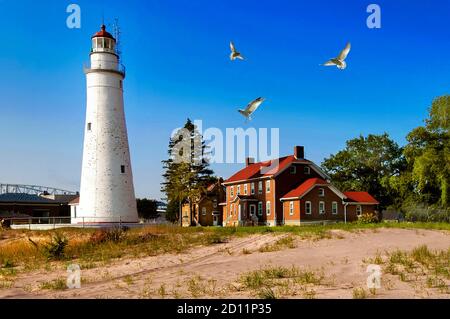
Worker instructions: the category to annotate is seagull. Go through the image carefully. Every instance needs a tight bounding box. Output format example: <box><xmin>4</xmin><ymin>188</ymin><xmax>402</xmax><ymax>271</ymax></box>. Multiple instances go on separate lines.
<box><xmin>238</xmin><ymin>97</ymin><xmax>265</xmax><ymax>122</ymax></box>
<box><xmin>230</xmin><ymin>41</ymin><xmax>244</xmax><ymax>61</ymax></box>
<box><xmin>321</xmin><ymin>42</ymin><xmax>351</xmax><ymax>70</ymax></box>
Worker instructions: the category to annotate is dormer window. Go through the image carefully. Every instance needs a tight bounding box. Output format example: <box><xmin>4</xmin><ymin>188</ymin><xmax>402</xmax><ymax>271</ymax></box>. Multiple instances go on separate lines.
<box><xmin>304</xmin><ymin>166</ymin><xmax>310</xmax><ymax>175</ymax></box>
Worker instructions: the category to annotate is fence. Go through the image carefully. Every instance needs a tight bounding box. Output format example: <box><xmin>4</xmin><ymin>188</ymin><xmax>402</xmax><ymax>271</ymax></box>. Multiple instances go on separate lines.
<box><xmin>1</xmin><ymin>216</ymin><xmax>168</xmax><ymax>230</ymax></box>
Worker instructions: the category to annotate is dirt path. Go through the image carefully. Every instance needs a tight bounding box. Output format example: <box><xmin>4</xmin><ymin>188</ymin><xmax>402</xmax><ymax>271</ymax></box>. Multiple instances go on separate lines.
<box><xmin>1</xmin><ymin>228</ymin><xmax>449</xmax><ymax>299</ymax></box>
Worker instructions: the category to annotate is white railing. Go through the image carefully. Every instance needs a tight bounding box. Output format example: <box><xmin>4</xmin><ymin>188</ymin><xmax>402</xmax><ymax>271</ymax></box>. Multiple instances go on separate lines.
<box><xmin>1</xmin><ymin>216</ymin><xmax>167</xmax><ymax>230</ymax></box>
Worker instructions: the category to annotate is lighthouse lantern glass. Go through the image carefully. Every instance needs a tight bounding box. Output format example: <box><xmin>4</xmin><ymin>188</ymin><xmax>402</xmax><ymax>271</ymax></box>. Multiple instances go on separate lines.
<box><xmin>92</xmin><ymin>37</ymin><xmax>115</xmax><ymax>54</ymax></box>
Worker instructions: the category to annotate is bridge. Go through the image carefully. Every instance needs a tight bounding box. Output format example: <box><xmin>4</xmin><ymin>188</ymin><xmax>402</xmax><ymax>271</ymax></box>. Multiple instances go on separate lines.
<box><xmin>0</xmin><ymin>183</ymin><xmax>78</xmax><ymax>196</ymax></box>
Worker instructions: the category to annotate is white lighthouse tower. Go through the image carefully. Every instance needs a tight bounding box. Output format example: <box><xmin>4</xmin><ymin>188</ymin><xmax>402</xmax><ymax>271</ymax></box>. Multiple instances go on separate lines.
<box><xmin>77</xmin><ymin>25</ymin><xmax>138</xmax><ymax>224</ymax></box>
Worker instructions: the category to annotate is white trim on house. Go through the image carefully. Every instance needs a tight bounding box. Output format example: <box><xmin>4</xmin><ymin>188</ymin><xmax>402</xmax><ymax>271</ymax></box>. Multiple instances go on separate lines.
<box><xmin>356</xmin><ymin>205</ymin><xmax>362</xmax><ymax>216</ymax></box>
<box><xmin>346</xmin><ymin>202</ymin><xmax>378</xmax><ymax>205</ymax></box>
<box><xmin>266</xmin><ymin>201</ymin><xmax>271</xmax><ymax>216</ymax></box>
<box><xmin>222</xmin><ymin>175</ymin><xmax>271</xmax><ymax>186</ymax></box>
<box><xmin>332</xmin><ymin>201</ymin><xmax>338</xmax><ymax>215</ymax></box>
<box><xmin>289</xmin><ymin>201</ymin><xmax>294</xmax><ymax>215</ymax></box>
<box><xmin>305</xmin><ymin>201</ymin><xmax>312</xmax><ymax>215</ymax></box>
<box><xmin>318</xmin><ymin>188</ymin><xmax>325</xmax><ymax>197</ymax></box>
<box><xmin>319</xmin><ymin>201</ymin><xmax>325</xmax><ymax>214</ymax></box>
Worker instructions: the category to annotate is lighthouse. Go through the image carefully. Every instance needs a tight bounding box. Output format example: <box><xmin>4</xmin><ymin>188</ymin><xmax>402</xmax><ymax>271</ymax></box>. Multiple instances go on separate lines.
<box><xmin>77</xmin><ymin>25</ymin><xmax>138</xmax><ymax>224</ymax></box>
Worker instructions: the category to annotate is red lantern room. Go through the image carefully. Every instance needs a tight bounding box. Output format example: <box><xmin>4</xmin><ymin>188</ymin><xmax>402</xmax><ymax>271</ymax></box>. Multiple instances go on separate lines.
<box><xmin>91</xmin><ymin>25</ymin><xmax>116</xmax><ymax>54</ymax></box>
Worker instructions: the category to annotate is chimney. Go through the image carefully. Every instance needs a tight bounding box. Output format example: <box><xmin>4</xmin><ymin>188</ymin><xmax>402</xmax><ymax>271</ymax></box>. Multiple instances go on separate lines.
<box><xmin>246</xmin><ymin>157</ymin><xmax>255</xmax><ymax>167</ymax></box>
<box><xmin>294</xmin><ymin>146</ymin><xmax>305</xmax><ymax>160</ymax></box>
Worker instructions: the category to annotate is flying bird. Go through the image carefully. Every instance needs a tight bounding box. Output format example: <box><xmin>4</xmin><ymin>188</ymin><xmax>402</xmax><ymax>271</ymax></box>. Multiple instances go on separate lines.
<box><xmin>238</xmin><ymin>97</ymin><xmax>265</xmax><ymax>122</ymax></box>
<box><xmin>321</xmin><ymin>42</ymin><xmax>351</xmax><ymax>70</ymax></box>
<box><xmin>229</xmin><ymin>41</ymin><xmax>244</xmax><ymax>61</ymax></box>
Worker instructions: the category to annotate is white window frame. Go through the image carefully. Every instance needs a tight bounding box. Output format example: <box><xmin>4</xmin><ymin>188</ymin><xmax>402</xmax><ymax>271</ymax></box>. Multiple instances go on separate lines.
<box><xmin>356</xmin><ymin>205</ymin><xmax>362</xmax><ymax>216</ymax></box>
<box><xmin>332</xmin><ymin>201</ymin><xmax>338</xmax><ymax>215</ymax></box>
<box><xmin>304</xmin><ymin>166</ymin><xmax>310</xmax><ymax>175</ymax></box>
<box><xmin>230</xmin><ymin>186</ymin><xmax>234</xmax><ymax>198</ymax></box>
<box><xmin>319</xmin><ymin>188</ymin><xmax>325</xmax><ymax>197</ymax></box>
<box><xmin>290</xmin><ymin>166</ymin><xmax>296</xmax><ymax>174</ymax></box>
<box><xmin>244</xmin><ymin>184</ymin><xmax>248</xmax><ymax>195</ymax></box>
<box><xmin>237</xmin><ymin>185</ymin><xmax>241</xmax><ymax>195</ymax></box>
<box><xmin>266</xmin><ymin>180</ymin><xmax>271</xmax><ymax>193</ymax></box>
<box><xmin>202</xmin><ymin>207</ymin><xmax>206</xmax><ymax>216</ymax></box>
<box><xmin>258</xmin><ymin>181</ymin><xmax>263</xmax><ymax>194</ymax></box>
<box><xmin>266</xmin><ymin>201</ymin><xmax>271</xmax><ymax>216</ymax></box>
<box><xmin>319</xmin><ymin>201</ymin><xmax>325</xmax><ymax>215</ymax></box>
<box><xmin>289</xmin><ymin>201</ymin><xmax>294</xmax><ymax>215</ymax></box>
<box><xmin>251</xmin><ymin>183</ymin><xmax>255</xmax><ymax>195</ymax></box>
<box><xmin>258</xmin><ymin>202</ymin><xmax>263</xmax><ymax>216</ymax></box>
<box><xmin>305</xmin><ymin>201</ymin><xmax>312</xmax><ymax>215</ymax></box>
<box><xmin>213</xmin><ymin>200</ymin><xmax>217</xmax><ymax>208</ymax></box>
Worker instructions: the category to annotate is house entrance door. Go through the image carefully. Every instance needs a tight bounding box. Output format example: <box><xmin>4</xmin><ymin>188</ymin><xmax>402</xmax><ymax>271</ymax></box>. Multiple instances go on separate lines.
<box><xmin>249</xmin><ymin>205</ymin><xmax>256</xmax><ymax>216</ymax></box>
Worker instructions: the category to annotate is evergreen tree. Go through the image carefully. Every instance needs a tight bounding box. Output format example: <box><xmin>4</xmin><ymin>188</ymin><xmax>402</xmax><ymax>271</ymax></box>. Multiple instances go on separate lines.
<box><xmin>161</xmin><ymin>119</ymin><xmax>214</xmax><ymax>225</ymax></box>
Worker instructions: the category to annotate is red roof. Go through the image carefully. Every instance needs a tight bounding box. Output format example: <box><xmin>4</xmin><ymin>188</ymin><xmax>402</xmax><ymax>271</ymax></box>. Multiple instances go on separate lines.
<box><xmin>92</xmin><ymin>25</ymin><xmax>115</xmax><ymax>39</ymax></box>
<box><xmin>281</xmin><ymin>178</ymin><xmax>329</xmax><ymax>199</ymax></box>
<box><xmin>344</xmin><ymin>192</ymin><xmax>379</xmax><ymax>204</ymax></box>
<box><xmin>225</xmin><ymin>155</ymin><xmax>311</xmax><ymax>183</ymax></box>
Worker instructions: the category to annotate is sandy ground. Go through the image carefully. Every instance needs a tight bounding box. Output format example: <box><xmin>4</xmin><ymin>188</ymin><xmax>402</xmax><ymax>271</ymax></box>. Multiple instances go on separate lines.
<box><xmin>1</xmin><ymin>228</ymin><xmax>449</xmax><ymax>299</ymax></box>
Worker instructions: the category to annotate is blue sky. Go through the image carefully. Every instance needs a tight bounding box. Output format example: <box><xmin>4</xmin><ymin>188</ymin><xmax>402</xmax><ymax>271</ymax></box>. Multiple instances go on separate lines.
<box><xmin>0</xmin><ymin>0</ymin><xmax>449</xmax><ymax>199</ymax></box>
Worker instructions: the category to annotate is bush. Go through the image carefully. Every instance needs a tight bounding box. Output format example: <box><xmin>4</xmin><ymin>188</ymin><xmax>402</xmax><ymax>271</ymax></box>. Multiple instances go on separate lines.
<box><xmin>357</xmin><ymin>213</ymin><xmax>379</xmax><ymax>224</ymax></box>
<box><xmin>404</xmin><ymin>205</ymin><xmax>450</xmax><ymax>223</ymax></box>
<box><xmin>43</xmin><ymin>233</ymin><xmax>68</xmax><ymax>260</ymax></box>
<box><xmin>89</xmin><ymin>227</ymin><xmax>127</xmax><ymax>244</ymax></box>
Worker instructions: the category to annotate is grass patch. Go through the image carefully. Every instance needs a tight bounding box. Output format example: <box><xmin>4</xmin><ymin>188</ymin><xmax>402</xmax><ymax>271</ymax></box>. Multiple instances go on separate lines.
<box><xmin>352</xmin><ymin>287</ymin><xmax>367</xmax><ymax>299</ymax></box>
<box><xmin>258</xmin><ymin>287</ymin><xmax>277</xmax><ymax>299</ymax></box>
<box><xmin>239</xmin><ymin>265</ymin><xmax>324</xmax><ymax>298</ymax></box>
<box><xmin>366</xmin><ymin>245</ymin><xmax>450</xmax><ymax>295</ymax></box>
<box><xmin>258</xmin><ymin>236</ymin><xmax>297</xmax><ymax>253</ymax></box>
<box><xmin>0</xmin><ymin>222</ymin><xmax>448</xmax><ymax>278</ymax></box>
<box><xmin>40</xmin><ymin>278</ymin><xmax>67</xmax><ymax>290</ymax></box>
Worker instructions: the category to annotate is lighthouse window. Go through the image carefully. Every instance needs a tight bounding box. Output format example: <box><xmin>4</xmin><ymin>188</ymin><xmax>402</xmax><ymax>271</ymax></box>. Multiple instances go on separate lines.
<box><xmin>87</xmin><ymin>123</ymin><xmax>92</xmax><ymax>131</ymax></box>
<box><xmin>119</xmin><ymin>80</ymin><xmax>123</xmax><ymax>89</ymax></box>
<box><xmin>121</xmin><ymin>165</ymin><xmax>125</xmax><ymax>174</ymax></box>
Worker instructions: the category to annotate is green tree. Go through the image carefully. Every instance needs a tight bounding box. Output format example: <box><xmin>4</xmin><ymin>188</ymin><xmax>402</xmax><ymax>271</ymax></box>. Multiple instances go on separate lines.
<box><xmin>161</xmin><ymin>119</ymin><xmax>215</xmax><ymax>225</ymax></box>
<box><xmin>402</xmin><ymin>95</ymin><xmax>450</xmax><ymax>207</ymax></box>
<box><xmin>321</xmin><ymin>133</ymin><xmax>405</xmax><ymax>209</ymax></box>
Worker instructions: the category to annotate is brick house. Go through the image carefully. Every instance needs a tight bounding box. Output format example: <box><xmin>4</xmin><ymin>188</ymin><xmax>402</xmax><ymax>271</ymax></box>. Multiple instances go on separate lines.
<box><xmin>221</xmin><ymin>146</ymin><xmax>379</xmax><ymax>226</ymax></box>
<box><xmin>181</xmin><ymin>179</ymin><xmax>225</xmax><ymax>227</ymax></box>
